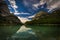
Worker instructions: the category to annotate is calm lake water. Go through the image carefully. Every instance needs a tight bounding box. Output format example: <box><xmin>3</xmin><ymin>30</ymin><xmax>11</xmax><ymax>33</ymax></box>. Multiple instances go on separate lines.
<box><xmin>0</xmin><ymin>25</ymin><xmax>59</xmax><ymax>40</ymax></box>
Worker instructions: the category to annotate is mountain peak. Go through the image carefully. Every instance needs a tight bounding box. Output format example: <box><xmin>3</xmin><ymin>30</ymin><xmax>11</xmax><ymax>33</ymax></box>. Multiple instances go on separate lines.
<box><xmin>33</xmin><ymin>11</ymin><xmax>48</xmax><ymax>20</ymax></box>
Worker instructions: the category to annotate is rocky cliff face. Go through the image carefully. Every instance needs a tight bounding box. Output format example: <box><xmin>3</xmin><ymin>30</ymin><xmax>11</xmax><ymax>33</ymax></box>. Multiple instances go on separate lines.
<box><xmin>25</xmin><ymin>10</ymin><xmax>60</xmax><ymax>25</ymax></box>
<box><xmin>0</xmin><ymin>0</ymin><xmax>22</xmax><ymax>25</ymax></box>
<box><xmin>0</xmin><ymin>0</ymin><xmax>10</xmax><ymax>16</ymax></box>
<box><xmin>33</xmin><ymin>11</ymin><xmax>49</xmax><ymax>20</ymax></box>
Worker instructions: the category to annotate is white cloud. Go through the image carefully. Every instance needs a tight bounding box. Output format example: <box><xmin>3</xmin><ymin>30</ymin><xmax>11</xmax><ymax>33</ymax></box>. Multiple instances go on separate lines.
<box><xmin>8</xmin><ymin>0</ymin><xmax>18</xmax><ymax>13</ymax></box>
<box><xmin>40</xmin><ymin>0</ymin><xmax>46</xmax><ymax>5</ymax></box>
<box><xmin>28</xmin><ymin>14</ymin><xmax>35</xmax><ymax>18</ymax></box>
<box><xmin>33</xmin><ymin>3</ymin><xmax>39</xmax><ymax>9</ymax></box>
<box><xmin>13</xmin><ymin>5</ymin><xmax>18</xmax><ymax>8</ymax></box>
<box><xmin>10</xmin><ymin>11</ymin><xmax>13</xmax><ymax>13</ymax></box>
<box><xmin>14</xmin><ymin>12</ymin><xmax>30</xmax><ymax>15</ymax></box>
<box><xmin>8</xmin><ymin>0</ymin><xmax>18</xmax><ymax>8</ymax></box>
<box><xmin>14</xmin><ymin>12</ymin><xmax>20</xmax><ymax>15</ymax></box>
<box><xmin>23</xmin><ymin>0</ymin><xmax>41</xmax><ymax>10</ymax></box>
<box><xmin>33</xmin><ymin>0</ymin><xmax>60</xmax><ymax>11</ymax></box>
<box><xmin>19</xmin><ymin>12</ymin><xmax>30</xmax><ymax>15</ymax></box>
<box><xmin>40</xmin><ymin>0</ymin><xmax>60</xmax><ymax>12</ymax></box>
<box><xmin>47</xmin><ymin>1</ymin><xmax>60</xmax><ymax>12</ymax></box>
<box><xmin>8</xmin><ymin>0</ymin><xmax>60</xmax><ymax>14</ymax></box>
<box><xmin>33</xmin><ymin>0</ymin><xmax>46</xmax><ymax>9</ymax></box>
<box><xmin>18</xmin><ymin>16</ymin><xmax>30</xmax><ymax>23</ymax></box>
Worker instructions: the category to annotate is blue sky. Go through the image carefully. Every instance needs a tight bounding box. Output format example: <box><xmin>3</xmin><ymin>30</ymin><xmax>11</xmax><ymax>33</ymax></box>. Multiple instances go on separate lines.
<box><xmin>6</xmin><ymin>0</ymin><xmax>49</xmax><ymax>17</ymax></box>
<box><xmin>6</xmin><ymin>0</ymin><xmax>60</xmax><ymax>23</ymax></box>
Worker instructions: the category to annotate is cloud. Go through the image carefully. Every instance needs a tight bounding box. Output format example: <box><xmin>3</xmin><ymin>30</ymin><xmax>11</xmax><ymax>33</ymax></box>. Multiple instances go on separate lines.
<box><xmin>8</xmin><ymin>0</ymin><xmax>60</xmax><ymax>16</ymax></box>
<box><xmin>47</xmin><ymin>0</ymin><xmax>60</xmax><ymax>12</ymax></box>
<box><xmin>14</xmin><ymin>12</ymin><xmax>30</xmax><ymax>15</ymax></box>
<box><xmin>33</xmin><ymin>3</ymin><xmax>39</xmax><ymax>9</ymax></box>
<box><xmin>33</xmin><ymin>1</ymin><xmax>46</xmax><ymax>9</ymax></box>
<box><xmin>38</xmin><ymin>0</ymin><xmax>60</xmax><ymax>11</ymax></box>
<box><xmin>28</xmin><ymin>14</ymin><xmax>35</xmax><ymax>18</ymax></box>
<box><xmin>10</xmin><ymin>11</ymin><xmax>13</xmax><ymax>13</ymax></box>
<box><xmin>8</xmin><ymin>0</ymin><xmax>18</xmax><ymax>13</ymax></box>
<box><xmin>23</xmin><ymin>0</ymin><xmax>47</xmax><ymax>10</ymax></box>
<box><xmin>33</xmin><ymin>0</ymin><xmax>60</xmax><ymax>12</ymax></box>
<box><xmin>8</xmin><ymin>0</ymin><xmax>18</xmax><ymax>8</ymax></box>
<box><xmin>32</xmin><ymin>0</ymin><xmax>46</xmax><ymax>9</ymax></box>
<box><xmin>18</xmin><ymin>16</ymin><xmax>30</xmax><ymax>23</ymax></box>
<box><xmin>19</xmin><ymin>12</ymin><xmax>30</xmax><ymax>15</ymax></box>
<box><xmin>23</xmin><ymin>0</ymin><xmax>41</xmax><ymax>10</ymax></box>
<box><xmin>14</xmin><ymin>12</ymin><xmax>20</xmax><ymax>15</ymax></box>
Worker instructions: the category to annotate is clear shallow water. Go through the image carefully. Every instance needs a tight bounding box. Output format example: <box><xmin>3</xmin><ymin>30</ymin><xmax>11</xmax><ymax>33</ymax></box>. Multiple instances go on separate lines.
<box><xmin>0</xmin><ymin>25</ymin><xmax>59</xmax><ymax>40</ymax></box>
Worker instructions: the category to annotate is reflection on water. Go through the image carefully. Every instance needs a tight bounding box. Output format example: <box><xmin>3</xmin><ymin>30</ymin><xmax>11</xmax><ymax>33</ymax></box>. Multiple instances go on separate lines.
<box><xmin>0</xmin><ymin>25</ymin><xmax>21</xmax><ymax>40</ymax></box>
<box><xmin>10</xmin><ymin>25</ymin><xmax>38</xmax><ymax>40</ymax></box>
<box><xmin>0</xmin><ymin>25</ymin><xmax>59</xmax><ymax>40</ymax></box>
<box><xmin>16</xmin><ymin>25</ymin><xmax>35</xmax><ymax>35</ymax></box>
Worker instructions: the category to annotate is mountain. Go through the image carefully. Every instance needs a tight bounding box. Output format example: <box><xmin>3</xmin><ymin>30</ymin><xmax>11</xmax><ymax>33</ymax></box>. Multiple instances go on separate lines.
<box><xmin>0</xmin><ymin>0</ymin><xmax>22</xmax><ymax>25</ymax></box>
<box><xmin>25</xmin><ymin>9</ymin><xmax>60</xmax><ymax>25</ymax></box>
<box><xmin>33</xmin><ymin>11</ymin><xmax>49</xmax><ymax>20</ymax></box>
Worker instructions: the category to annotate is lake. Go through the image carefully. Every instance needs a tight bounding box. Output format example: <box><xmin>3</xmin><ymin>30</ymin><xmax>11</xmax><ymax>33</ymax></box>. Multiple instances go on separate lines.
<box><xmin>0</xmin><ymin>25</ymin><xmax>59</xmax><ymax>40</ymax></box>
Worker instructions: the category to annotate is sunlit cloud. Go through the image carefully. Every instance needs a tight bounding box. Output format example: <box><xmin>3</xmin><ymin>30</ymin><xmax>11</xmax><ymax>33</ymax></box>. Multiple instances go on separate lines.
<box><xmin>33</xmin><ymin>0</ymin><xmax>60</xmax><ymax>12</ymax></box>
<box><xmin>14</xmin><ymin>12</ymin><xmax>20</xmax><ymax>15</ymax></box>
<box><xmin>33</xmin><ymin>0</ymin><xmax>46</xmax><ymax>9</ymax></box>
<box><xmin>18</xmin><ymin>16</ymin><xmax>30</xmax><ymax>23</ymax></box>
<box><xmin>47</xmin><ymin>1</ymin><xmax>60</xmax><ymax>12</ymax></box>
<box><xmin>40</xmin><ymin>0</ymin><xmax>60</xmax><ymax>12</ymax></box>
<box><xmin>28</xmin><ymin>14</ymin><xmax>35</xmax><ymax>18</ymax></box>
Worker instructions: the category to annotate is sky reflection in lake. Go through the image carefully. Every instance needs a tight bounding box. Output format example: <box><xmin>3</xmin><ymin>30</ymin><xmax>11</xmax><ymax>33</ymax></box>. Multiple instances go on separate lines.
<box><xmin>11</xmin><ymin>25</ymin><xmax>37</xmax><ymax>40</ymax></box>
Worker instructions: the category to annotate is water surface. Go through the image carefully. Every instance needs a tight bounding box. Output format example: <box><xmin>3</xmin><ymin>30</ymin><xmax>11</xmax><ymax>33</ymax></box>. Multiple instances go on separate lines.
<box><xmin>0</xmin><ymin>25</ymin><xmax>59</xmax><ymax>40</ymax></box>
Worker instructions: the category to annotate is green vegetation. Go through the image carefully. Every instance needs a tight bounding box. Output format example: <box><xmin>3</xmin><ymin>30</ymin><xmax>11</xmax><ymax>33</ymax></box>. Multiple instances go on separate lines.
<box><xmin>0</xmin><ymin>25</ymin><xmax>21</xmax><ymax>40</ymax></box>
<box><xmin>0</xmin><ymin>14</ymin><xmax>22</xmax><ymax>25</ymax></box>
<box><xmin>0</xmin><ymin>0</ymin><xmax>22</xmax><ymax>25</ymax></box>
<box><xmin>25</xmin><ymin>9</ymin><xmax>60</xmax><ymax>25</ymax></box>
<box><xmin>26</xmin><ymin>25</ymin><xmax>59</xmax><ymax>40</ymax></box>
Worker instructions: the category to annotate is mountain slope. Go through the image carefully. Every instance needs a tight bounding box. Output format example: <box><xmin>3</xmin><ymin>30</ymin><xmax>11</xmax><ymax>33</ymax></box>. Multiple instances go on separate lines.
<box><xmin>25</xmin><ymin>9</ymin><xmax>60</xmax><ymax>25</ymax></box>
<box><xmin>0</xmin><ymin>0</ymin><xmax>22</xmax><ymax>25</ymax></box>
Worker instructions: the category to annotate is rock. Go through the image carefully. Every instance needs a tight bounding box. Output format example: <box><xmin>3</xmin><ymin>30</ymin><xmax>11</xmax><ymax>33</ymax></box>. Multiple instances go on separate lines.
<box><xmin>25</xmin><ymin>10</ymin><xmax>60</xmax><ymax>25</ymax></box>
<box><xmin>33</xmin><ymin>11</ymin><xmax>49</xmax><ymax>20</ymax></box>
<box><xmin>0</xmin><ymin>0</ymin><xmax>22</xmax><ymax>25</ymax></box>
